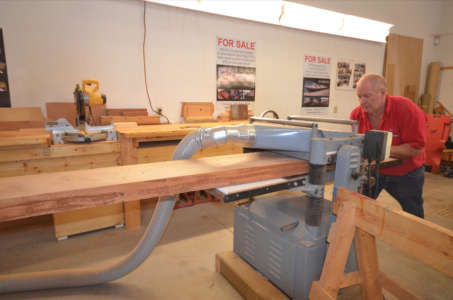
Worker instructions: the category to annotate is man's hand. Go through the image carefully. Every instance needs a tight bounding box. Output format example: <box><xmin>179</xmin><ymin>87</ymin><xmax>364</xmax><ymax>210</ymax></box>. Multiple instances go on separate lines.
<box><xmin>390</xmin><ymin>143</ymin><xmax>424</xmax><ymax>158</ymax></box>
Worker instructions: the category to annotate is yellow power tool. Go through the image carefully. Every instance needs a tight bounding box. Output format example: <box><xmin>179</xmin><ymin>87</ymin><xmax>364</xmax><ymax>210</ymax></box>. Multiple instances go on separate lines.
<box><xmin>74</xmin><ymin>79</ymin><xmax>106</xmax><ymax>126</ymax></box>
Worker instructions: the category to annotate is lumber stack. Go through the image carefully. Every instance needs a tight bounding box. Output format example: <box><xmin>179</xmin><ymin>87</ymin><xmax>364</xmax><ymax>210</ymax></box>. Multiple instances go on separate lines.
<box><xmin>0</xmin><ymin>107</ymin><xmax>46</xmax><ymax>131</ymax></box>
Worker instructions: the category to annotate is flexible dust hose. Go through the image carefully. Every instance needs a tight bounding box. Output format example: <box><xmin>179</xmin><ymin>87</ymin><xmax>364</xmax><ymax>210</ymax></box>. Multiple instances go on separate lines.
<box><xmin>0</xmin><ymin>125</ymin><xmax>256</xmax><ymax>294</ymax></box>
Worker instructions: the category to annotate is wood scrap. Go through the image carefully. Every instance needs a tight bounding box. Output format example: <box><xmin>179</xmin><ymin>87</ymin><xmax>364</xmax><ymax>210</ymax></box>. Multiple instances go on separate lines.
<box><xmin>438</xmin><ymin>101</ymin><xmax>452</xmax><ymax>116</ymax></box>
<box><xmin>46</xmin><ymin>102</ymin><xmax>77</xmax><ymax>127</ymax></box>
<box><xmin>426</xmin><ymin>62</ymin><xmax>442</xmax><ymax>113</ymax></box>
<box><xmin>113</xmin><ymin>122</ymin><xmax>138</xmax><ymax>129</ymax></box>
<box><xmin>181</xmin><ymin>102</ymin><xmax>214</xmax><ymax>117</ymax></box>
<box><xmin>0</xmin><ymin>152</ymin><xmax>313</xmax><ymax>222</ymax></box>
<box><xmin>434</xmin><ymin>106</ymin><xmax>445</xmax><ymax>115</ymax></box>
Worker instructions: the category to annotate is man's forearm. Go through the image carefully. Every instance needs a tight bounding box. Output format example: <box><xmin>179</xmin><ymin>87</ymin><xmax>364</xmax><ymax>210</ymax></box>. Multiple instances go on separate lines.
<box><xmin>390</xmin><ymin>143</ymin><xmax>424</xmax><ymax>158</ymax></box>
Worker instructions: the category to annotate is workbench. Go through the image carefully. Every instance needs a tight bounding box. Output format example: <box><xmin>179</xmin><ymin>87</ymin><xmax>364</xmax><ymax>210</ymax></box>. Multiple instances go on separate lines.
<box><xmin>115</xmin><ymin>121</ymin><xmax>245</xmax><ymax>229</ymax></box>
<box><xmin>0</xmin><ymin>121</ymin><xmax>245</xmax><ymax>237</ymax></box>
<box><xmin>0</xmin><ymin>131</ymin><xmax>123</xmax><ymax>238</ymax></box>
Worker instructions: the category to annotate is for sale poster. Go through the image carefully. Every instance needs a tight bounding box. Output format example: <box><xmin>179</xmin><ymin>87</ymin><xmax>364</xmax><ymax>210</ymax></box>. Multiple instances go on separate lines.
<box><xmin>216</xmin><ymin>36</ymin><xmax>256</xmax><ymax>111</ymax></box>
<box><xmin>336</xmin><ymin>58</ymin><xmax>366</xmax><ymax>90</ymax></box>
<box><xmin>302</xmin><ymin>54</ymin><xmax>331</xmax><ymax>115</ymax></box>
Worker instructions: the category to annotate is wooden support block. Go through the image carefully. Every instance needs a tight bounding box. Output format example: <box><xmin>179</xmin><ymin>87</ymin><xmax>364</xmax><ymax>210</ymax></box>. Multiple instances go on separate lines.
<box><xmin>0</xmin><ymin>152</ymin><xmax>311</xmax><ymax>222</ymax></box>
<box><xmin>434</xmin><ymin>105</ymin><xmax>445</xmax><ymax>115</ymax></box>
<box><xmin>216</xmin><ymin>250</ymin><xmax>289</xmax><ymax>300</ymax></box>
<box><xmin>101</xmin><ymin>115</ymin><xmax>160</xmax><ymax>125</ymax></box>
<box><xmin>311</xmin><ymin>201</ymin><xmax>356</xmax><ymax>299</ymax></box>
<box><xmin>122</xmin><ymin>111</ymin><xmax>148</xmax><ymax>117</ymax></box>
<box><xmin>46</xmin><ymin>102</ymin><xmax>77</xmax><ymax>127</ymax></box>
<box><xmin>0</xmin><ymin>107</ymin><xmax>43</xmax><ymax>121</ymax></box>
<box><xmin>53</xmin><ymin>203</ymin><xmax>124</xmax><ymax>238</ymax></box>
<box><xmin>354</xmin><ymin>228</ymin><xmax>383</xmax><ymax>300</ymax></box>
<box><xmin>107</xmin><ymin>108</ymin><xmax>147</xmax><ymax>116</ymax></box>
<box><xmin>334</xmin><ymin>187</ymin><xmax>453</xmax><ymax>279</ymax></box>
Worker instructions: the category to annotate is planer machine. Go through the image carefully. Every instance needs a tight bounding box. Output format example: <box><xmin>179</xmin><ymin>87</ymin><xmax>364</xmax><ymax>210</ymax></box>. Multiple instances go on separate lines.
<box><xmin>45</xmin><ymin>79</ymin><xmax>117</xmax><ymax>145</ymax></box>
<box><xmin>207</xmin><ymin>116</ymin><xmax>396</xmax><ymax>299</ymax></box>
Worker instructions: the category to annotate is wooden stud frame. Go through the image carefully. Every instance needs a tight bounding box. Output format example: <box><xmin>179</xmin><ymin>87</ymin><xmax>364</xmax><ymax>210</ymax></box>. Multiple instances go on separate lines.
<box><xmin>309</xmin><ymin>187</ymin><xmax>453</xmax><ymax>300</ymax></box>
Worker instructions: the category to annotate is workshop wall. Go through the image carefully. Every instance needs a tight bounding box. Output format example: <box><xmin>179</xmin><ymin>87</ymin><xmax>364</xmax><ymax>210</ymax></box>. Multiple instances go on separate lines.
<box><xmin>0</xmin><ymin>1</ymin><xmax>446</xmax><ymax>127</ymax></box>
<box><xmin>434</xmin><ymin>0</ymin><xmax>453</xmax><ymax>114</ymax></box>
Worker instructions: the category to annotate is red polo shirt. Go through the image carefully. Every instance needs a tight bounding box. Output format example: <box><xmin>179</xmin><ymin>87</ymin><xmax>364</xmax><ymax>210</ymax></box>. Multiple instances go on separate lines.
<box><xmin>350</xmin><ymin>95</ymin><xmax>427</xmax><ymax>176</ymax></box>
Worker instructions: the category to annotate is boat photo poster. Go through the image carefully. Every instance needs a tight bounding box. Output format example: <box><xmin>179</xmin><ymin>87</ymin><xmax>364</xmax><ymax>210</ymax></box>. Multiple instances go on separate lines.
<box><xmin>302</xmin><ymin>54</ymin><xmax>332</xmax><ymax>115</ymax></box>
<box><xmin>216</xmin><ymin>36</ymin><xmax>256</xmax><ymax>111</ymax></box>
<box><xmin>336</xmin><ymin>58</ymin><xmax>367</xmax><ymax>90</ymax></box>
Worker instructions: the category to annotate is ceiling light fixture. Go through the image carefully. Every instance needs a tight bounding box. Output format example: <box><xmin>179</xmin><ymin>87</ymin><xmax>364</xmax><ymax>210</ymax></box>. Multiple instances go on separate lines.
<box><xmin>146</xmin><ymin>0</ymin><xmax>393</xmax><ymax>43</ymax></box>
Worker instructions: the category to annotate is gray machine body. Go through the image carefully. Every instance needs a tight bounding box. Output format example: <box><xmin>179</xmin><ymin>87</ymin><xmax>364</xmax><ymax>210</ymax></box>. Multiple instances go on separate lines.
<box><xmin>234</xmin><ymin>192</ymin><xmax>331</xmax><ymax>299</ymax></box>
<box><xmin>232</xmin><ymin>117</ymin><xmax>364</xmax><ymax>300</ymax></box>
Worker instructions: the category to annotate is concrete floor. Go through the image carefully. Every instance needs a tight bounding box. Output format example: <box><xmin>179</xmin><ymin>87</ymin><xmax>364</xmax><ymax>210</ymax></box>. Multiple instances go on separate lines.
<box><xmin>1</xmin><ymin>172</ymin><xmax>452</xmax><ymax>299</ymax></box>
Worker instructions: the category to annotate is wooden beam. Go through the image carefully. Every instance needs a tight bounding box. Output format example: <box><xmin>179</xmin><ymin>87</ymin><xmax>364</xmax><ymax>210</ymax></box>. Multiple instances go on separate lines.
<box><xmin>0</xmin><ymin>152</ymin><xmax>309</xmax><ymax>222</ymax></box>
<box><xmin>354</xmin><ymin>228</ymin><xmax>383</xmax><ymax>300</ymax></box>
<box><xmin>310</xmin><ymin>201</ymin><xmax>356</xmax><ymax>299</ymax></box>
<box><xmin>334</xmin><ymin>187</ymin><xmax>453</xmax><ymax>279</ymax></box>
<box><xmin>339</xmin><ymin>272</ymin><xmax>361</xmax><ymax>289</ymax></box>
<box><xmin>216</xmin><ymin>250</ymin><xmax>289</xmax><ymax>300</ymax></box>
<box><xmin>380</xmin><ymin>272</ymin><xmax>422</xmax><ymax>300</ymax></box>
<box><xmin>440</xmin><ymin>66</ymin><xmax>453</xmax><ymax>70</ymax></box>
<box><xmin>100</xmin><ymin>116</ymin><xmax>160</xmax><ymax>125</ymax></box>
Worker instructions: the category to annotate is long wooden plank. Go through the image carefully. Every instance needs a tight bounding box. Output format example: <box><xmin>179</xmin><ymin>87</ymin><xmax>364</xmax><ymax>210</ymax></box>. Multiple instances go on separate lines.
<box><xmin>215</xmin><ymin>250</ymin><xmax>289</xmax><ymax>300</ymax></box>
<box><xmin>0</xmin><ymin>135</ymin><xmax>50</xmax><ymax>147</ymax></box>
<box><xmin>0</xmin><ymin>107</ymin><xmax>43</xmax><ymax>121</ymax></box>
<box><xmin>0</xmin><ymin>141</ymin><xmax>119</xmax><ymax>163</ymax></box>
<box><xmin>116</xmin><ymin>121</ymin><xmax>246</xmax><ymax>139</ymax></box>
<box><xmin>107</xmin><ymin>108</ymin><xmax>147</xmax><ymax>116</ymax></box>
<box><xmin>426</xmin><ymin>62</ymin><xmax>441</xmax><ymax>113</ymax></box>
<box><xmin>334</xmin><ymin>187</ymin><xmax>453</xmax><ymax>279</ymax></box>
<box><xmin>0</xmin><ymin>152</ymin><xmax>120</xmax><ymax>178</ymax></box>
<box><xmin>0</xmin><ymin>121</ymin><xmax>45</xmax><ymax>131</ymax></box>
<box><xmin>0</xmin><ymin>152</ymin><xmax>308</xmax><ymax>222</ymax></box>
<box><xmin>100</xmin><ymin>115</ymin><xmax>160</xmax><ymax>125</ymax></box>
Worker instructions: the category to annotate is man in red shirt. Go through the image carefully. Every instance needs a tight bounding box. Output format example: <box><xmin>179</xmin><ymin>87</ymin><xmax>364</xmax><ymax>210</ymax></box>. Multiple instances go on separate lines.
<box><xmin>350</xmin><ymin>73</ymin><xmax>427</xmax><ymax>218</ymax></box>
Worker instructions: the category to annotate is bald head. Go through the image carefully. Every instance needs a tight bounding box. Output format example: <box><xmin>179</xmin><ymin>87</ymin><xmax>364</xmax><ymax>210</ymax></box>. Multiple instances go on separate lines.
<box><xmin>358</xmin><ymin>73</ymin><xmax>387</xmax><ymax>93</ymax></box>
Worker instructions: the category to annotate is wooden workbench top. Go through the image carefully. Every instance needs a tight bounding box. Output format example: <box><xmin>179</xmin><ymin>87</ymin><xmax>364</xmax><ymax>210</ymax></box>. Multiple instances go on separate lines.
<box><xmin>115</xmin><ymin>121</ymin><xmax>247</xmax><ymax>138</ymax></box>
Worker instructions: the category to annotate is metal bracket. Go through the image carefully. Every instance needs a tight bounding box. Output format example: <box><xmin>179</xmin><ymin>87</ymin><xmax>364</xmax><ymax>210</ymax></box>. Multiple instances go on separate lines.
<box><xmin>289</xmin><ymin>183</ymin><xmax>325</xmax><ymax>198</ymax></box>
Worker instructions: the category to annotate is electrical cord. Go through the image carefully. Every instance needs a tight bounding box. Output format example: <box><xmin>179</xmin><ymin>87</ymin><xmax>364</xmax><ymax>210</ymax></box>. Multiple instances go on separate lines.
<box><xmin>367</xmin><ymin>159</ymin><xmax>372</xmax><ymax>198</ymax></box>
<box><xmin>143</xmin><ymin>2</ymin><xmax>170</xmax><ymax>124</ymax></box>
<box><xmin>88</xmin><ymin>106</ymin><xmax>97</xmax><ymax>126</ymax></box>
<box><xmin>374</xmin><ymin>161</ymin><xmax>380</xmax><ymax>200</ymax></box>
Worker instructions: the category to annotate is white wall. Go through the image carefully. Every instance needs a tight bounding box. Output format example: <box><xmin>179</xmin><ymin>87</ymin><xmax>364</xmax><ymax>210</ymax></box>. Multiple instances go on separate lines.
<box><xmin>0</xmin><ymin>0</ymin><xmax>447</xmax><ymax>127</ymax></box>
<box><xmin>434</xmin><ymin>0</ymin><xmax>453</xmax><ymax>114</ymax></box>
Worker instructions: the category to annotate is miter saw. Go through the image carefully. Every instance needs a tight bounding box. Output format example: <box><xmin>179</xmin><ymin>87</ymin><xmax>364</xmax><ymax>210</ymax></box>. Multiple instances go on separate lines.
<box><xmin>45</xmin><ymin>79</ymin><xmax>117</xmax><ymax>145</ymax></box>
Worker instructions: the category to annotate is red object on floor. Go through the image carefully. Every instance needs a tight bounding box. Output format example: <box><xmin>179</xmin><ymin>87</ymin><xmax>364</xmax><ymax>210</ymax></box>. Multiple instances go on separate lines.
<box><xmin>425</xmin><ymin>114</ymin><xmax>451</xmax><ymax>174</ymax></box>
<box><xmin>174</xmin><ymin>190</ymin><xmax>220</xmax><ymax>209</ymax></box>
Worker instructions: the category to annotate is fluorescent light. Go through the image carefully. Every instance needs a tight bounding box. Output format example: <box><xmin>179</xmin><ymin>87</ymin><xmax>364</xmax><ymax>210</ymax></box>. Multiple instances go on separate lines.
<box><xmin>145</xmin><ymin>0</ymin><xmax>393</xmax><ymax>43</ymax></box>
<box><xmin>199</xmin><ymin>1</ymin><xmax>284</xmax><ymax>26</ymax></box>
<box><xmin>280</xmin><ymin>2</ymin><xmax>345</xmax><ymax>36</ymax></box>
<box><xmin>340</xmin><ymin>15</ymin><xmax>393</xmax><ymax>43</ymax></box>
<box><xmin>149</xmin><ymin>0</ymin><xmax>199</xmax><ymax>11</ymax></box>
